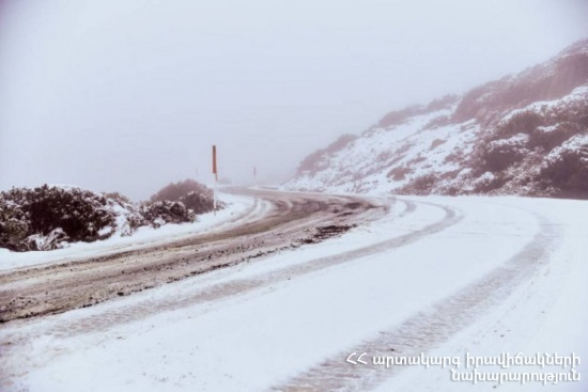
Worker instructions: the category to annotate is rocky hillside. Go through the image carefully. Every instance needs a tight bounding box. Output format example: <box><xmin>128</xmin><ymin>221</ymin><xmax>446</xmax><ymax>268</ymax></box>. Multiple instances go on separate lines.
<box><xmin>285</xmin><ymin>40</ymin><xmax>588</xmax><ymax>199</ymax></box>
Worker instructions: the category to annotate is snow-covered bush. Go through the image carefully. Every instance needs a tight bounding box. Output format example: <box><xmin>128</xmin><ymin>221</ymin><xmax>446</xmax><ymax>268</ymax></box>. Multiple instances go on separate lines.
<box><xmin>529</xmin><ymin>124</ymin><xmax>576</xmax><ymax>151</ymax></box>
<box><xmin>496</xmin><ymin>111</ymin><xmax>544</xmax><ymax>139</ymax></box>
<box><xmin>180</xmin><ymin>191</ymin><xmax>215</xmax><ymax>215</ymax></box>
<box><xmin>140</xmin><ymin>200</ymin><xmax>195</xmax><ymax>228</ymax></box>
<box><xmin>397</xmin><ymin>173</ymin><xmax>439</xmax><ymax>195</ymax></box>
<box><xmin>539</xmin><ymin>135</ymin><xmax>588</xmax><ymax>198</ymax></box>
<box><xmin>0</xmin><ymin>181</ymin><xmax>219</xmax><ymax>252</ymax></box>
<box><xmin>472</xmin><ymin>171</ymin><xmax>507</xmax><ymax>193</ymax></box>
<box><xmin>0</xmin><ymin>185</ymin><xmax>116</xmax><ymax>251</ymax></box>
<box><xmin>387</xmin><ymin>165</ymin><xmax>411</xmax><ymax>181</ymax></box>
<box><xmin>149</xmin><ymin>179</ymin><xmax>218</xmax><ymax>215</ymax></box>
<box><xmin>479</xmin><ymin>134</ymin><xmax>529</xmax><ymax>172</ymax></box>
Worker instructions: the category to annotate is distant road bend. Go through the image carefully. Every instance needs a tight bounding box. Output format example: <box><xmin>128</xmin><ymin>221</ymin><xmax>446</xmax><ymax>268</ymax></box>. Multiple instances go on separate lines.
<box><xmin>0</xmin><ymin>188</ymin><xmax>387</xmax><ymax>323</ymax></box>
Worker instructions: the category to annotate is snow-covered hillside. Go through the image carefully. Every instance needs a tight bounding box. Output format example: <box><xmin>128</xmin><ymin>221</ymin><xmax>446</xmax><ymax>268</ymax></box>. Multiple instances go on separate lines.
<box><xmin>285</xmin><ymin>40</ymin><xmax>588</xmax><ymax>198</ymax></box>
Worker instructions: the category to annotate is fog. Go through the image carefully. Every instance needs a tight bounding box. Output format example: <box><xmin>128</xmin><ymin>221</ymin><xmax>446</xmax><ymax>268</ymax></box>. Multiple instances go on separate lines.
<box><xmin>1</xmin><ymin>0</ymin><xmax>587</xmax><ymax>200</ymax></box>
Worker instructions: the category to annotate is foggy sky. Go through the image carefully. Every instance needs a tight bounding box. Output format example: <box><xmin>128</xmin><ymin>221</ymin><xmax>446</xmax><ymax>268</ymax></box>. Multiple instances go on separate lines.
<box><xmin>1</xmin><ymin>0</ymin><xmax>587</xmax><ymax>200</ymax></box>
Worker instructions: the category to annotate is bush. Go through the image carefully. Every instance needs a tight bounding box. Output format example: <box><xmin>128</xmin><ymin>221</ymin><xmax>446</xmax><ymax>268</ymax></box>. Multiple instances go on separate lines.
<box><xmin>387</xmin><ymin>166</ymin><xmax>411</xmax><ymax>181</ymax></box>
<box><xmin>496</xmin><ymin>111</ymin><xmax>544</xmax><ymax>139</ymax></box>
<box><xmin>0</xmin><ymin>185</ymin><xmax>116</xmax><ymax>251</ymax></box>
<box><xmin>0</xmin><ymin>218</ymin><xmax>29</xmax><ymax>251</ymax></box>
<box><xmin>540</xmin><ymin>146</ymin><xmax>588</xmax><ymax>198</ymax></box>
<box><xmin>397</xmin><ymin>173</ymin><xmax>439</xmax><ymax>195</ymax></box>
<box><xmin>473</xmin><ymin>172</ymin><xmax>508</xmax><ymax>193</ymax></box>
<box><xmin>476</xmin><ymin>134</ymin><xmax>529</xmax><ymax>173</ymax></box>
<box><xmin>150</xmin><ymin>179</ymin><xmax>212</xmax><ymax>203</ymax></box>
<box><xmin>528</xmin><ymin>123</ymin><xmax>578</xmax><ymax>151</ymax></box>
<box><xmin>0</xmin><ymin>181</ymin><xmax>220</xmax><ymax>252</ymax></box>
<box><xmin>148</xmin><ymin>179</ymin><xmax>217</xmax><ymax>215</ymax></box>
<box><xmin>140</xmin><ymin>200</ymin><xmax>195</xmax><ymax>228</ymax></box>
<box><xmin>180</xmin><ymin>191</ymin><xmax>215</xmax><ymax>214</ymax></box>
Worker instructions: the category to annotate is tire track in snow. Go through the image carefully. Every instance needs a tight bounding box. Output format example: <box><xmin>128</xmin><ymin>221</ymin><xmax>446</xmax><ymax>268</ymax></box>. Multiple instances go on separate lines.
<box><xmin>268</xmin><ymin>206</ymin><xmax>558</xmax><ymax>392</ymax></box>
<box><xmin>51</xmin><ymin>199</ymin><xmax>459</xmax><ymax>336</ymax></box>
<box><xmin>1</xmin><ymin>198</ymin><xmax>457</xmax><ymax>344</ymax></box>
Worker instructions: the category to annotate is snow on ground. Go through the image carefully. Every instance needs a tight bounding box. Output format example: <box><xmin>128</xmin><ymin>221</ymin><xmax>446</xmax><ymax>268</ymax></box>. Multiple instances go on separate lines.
<box><xmin>0</xmin><ymin>193</ymin><xmax>261</xmax><ymax>271</ymax></box>
<box><xmin>373</xmin><ymin>197</ymin><xmax>588</xmax><ymax>392</ymax></box>
<box><xmin>2</xmin><ymin>194</ymin><xmax>586</xmax><ymax>392</ymax></box>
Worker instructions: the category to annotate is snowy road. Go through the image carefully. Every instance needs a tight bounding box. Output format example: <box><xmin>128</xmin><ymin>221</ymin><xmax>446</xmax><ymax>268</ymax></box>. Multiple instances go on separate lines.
<box><xmin>1</xmin><ymin>193</ymin><xmax>587</xmax><ymax>392</ymax></box>
<box><xmin>0</xmin><ymin>189</ymin><xmax>384</xmax><ymax>323</ymax></box>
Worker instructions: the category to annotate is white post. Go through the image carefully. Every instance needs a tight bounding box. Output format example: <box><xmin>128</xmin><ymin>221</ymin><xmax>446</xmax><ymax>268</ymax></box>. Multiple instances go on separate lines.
<box><xmin>213</xmin><ymin>176</ymin><xmax>217</xmax><ymax>216</ymax></box>
<box><xmin>212</xmin><ymin>145</ymin><xmax>217</xmax><ymax>215</ymax></box>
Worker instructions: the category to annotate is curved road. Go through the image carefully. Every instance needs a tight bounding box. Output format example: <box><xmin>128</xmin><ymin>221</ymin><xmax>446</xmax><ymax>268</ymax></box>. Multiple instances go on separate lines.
<box><xmin>0</xmin><ymin>188</ymin><xmax>386</xmax><ymax>323</ymax></box>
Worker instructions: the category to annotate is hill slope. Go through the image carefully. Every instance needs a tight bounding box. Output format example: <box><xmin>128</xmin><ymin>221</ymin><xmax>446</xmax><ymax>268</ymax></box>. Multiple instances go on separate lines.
<box><xmin>285</xmin><ymin>40</ymin><xmax>588</xmax><ymax>198</ymax></box>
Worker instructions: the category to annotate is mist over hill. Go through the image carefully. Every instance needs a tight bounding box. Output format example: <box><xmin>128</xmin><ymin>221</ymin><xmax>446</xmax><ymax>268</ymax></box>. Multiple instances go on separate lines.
<box><xmin>285</xmin><ymin>40</ymin><xmax>588</xmax><ymax>199</ymax></box>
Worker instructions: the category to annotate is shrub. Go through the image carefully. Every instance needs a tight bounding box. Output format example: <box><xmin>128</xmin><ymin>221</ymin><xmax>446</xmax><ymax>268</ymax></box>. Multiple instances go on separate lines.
<box><xmin>540</xmin><ymin>147</ymin><xmax>588</xmax><ymax>198</ymax></box>
<box><xmin>0</xmin><ymin>185</ymin><xmax>116</xmax><ymax>251</ymax></box>
<box><xmin>496</xmin><ymin>111</ymin><xmax>544</xmax><ymax>139</ymax></box>
<box><xmin>0</xmin><ymin>218</ymin><xmax>29</xmax><ymax>250</ymax></box>
<box><xmin>528</xmin><ymin>123</ymin><xmax>578</xmax><ymax>151</ymax></box>
<box><xmin>0</xmin><ymin>181</ymin><xmax>219</xmax><ymax>252</ymax></box>
<box><xmin>397</xmin><ymin>173</ymin><xmax>439</xmax><ymax>195</ymax></box>
<box><xmin>140</xmin><ymin>200</ymin><xmax>195</xmax><ymax>228</ymax></box>
<box><xmin>150</xmin><ymin>179</ymin><xmax>212</xmax><ymax>203</ymax></box>
<box><xmin>387</xmin><ymin>166</ymin><xmax>411</xmax><ymax>181</ymax></box>
<box><xmin>477</xmin><ymin>134</ymin><xmax>529</xmax><ymax>173</ymax></box>
<box><xmin>473</xmin><ymin>172</ymin><xmax>508</xmax><ymax>193</ymax></box>
<box><xmin>180</xmin><ymin>191</ymin><xmax>215</xmax><ymax>215</ymax></box>
<box><xmin>148</xmin><ymin>179</ymin><xmax>217</xmax><ymax>215</ymax></box>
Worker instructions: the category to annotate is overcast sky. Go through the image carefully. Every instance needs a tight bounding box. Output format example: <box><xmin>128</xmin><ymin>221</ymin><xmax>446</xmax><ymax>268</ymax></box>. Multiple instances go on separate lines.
<box><xmin>1</xmin><ymin>0</ymin><xmax>587</xmax><ymax>200</ymax></box>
